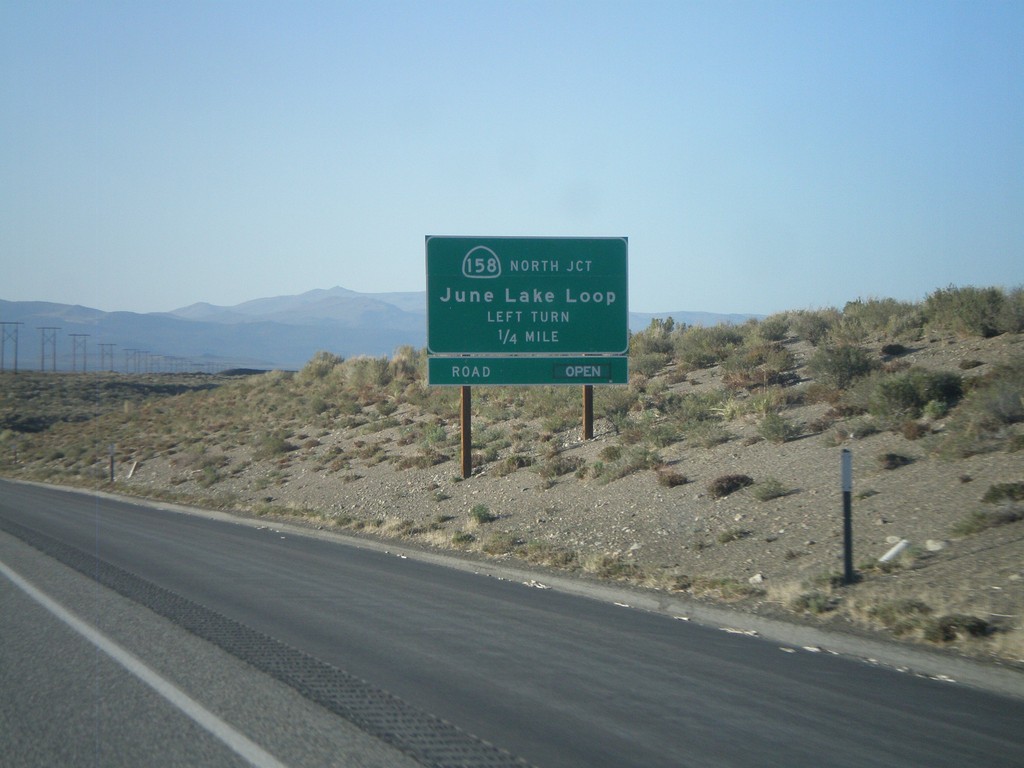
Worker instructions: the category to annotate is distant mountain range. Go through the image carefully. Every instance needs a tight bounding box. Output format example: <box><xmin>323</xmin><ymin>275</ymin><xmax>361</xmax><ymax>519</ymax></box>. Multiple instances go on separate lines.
<box><xmin>0</xmin><ymin>287</ymin><xmax>759</xmax><ymax>372</ymax></box>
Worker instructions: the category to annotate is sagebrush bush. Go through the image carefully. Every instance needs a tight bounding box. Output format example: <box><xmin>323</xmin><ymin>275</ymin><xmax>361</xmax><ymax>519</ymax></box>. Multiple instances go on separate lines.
<box><xmin>867</xmin><ymin>368</ymin><xmax>962</xmax><ymax>422</ymax></box>
<box><xmin>951</xmin><ymin>506</ymin><xmax>1024</xmax><ymax>536</ymax></box>
<box><xmin>299</xmin><ymin>350</ymin><xmax>344</xmax><ymax>380</ymax></box>
<box><xmin>721</xmin><ymin>342</ymin><xmax>795</xmax><ymax>390</ymax></box>
<box><xmin>789</xmin><ymin>308</ymin><xmax>841</xmax><ymax>345</ymax></box>
<box><xmin>758</xmin><ymin>413</ymin><xmax>799</xmax><ymax>444</ymax></box>
<box><xmin>938</xmin><ymin>361</ymin><xmax>1024</xmax><ymax>457</ymax></box>
<box><xmin>807</xmin><ymin>344</ymin><xmax>877</xmax><ymax>390</ymax></box>
<box><xmin>924</xmin><ymin>285</ymin><xmax>1008</xmax><ymax>337</ymax></box>
<box><xmin>673</xmin><ymin>324</ymin><xmax>745</xmax><ymax>369</ymax></box>
<box><xmin>981</xmin><ymin>482</ymin><xmax>1024</xmax><ymax>504</ymax></box>
<box><xmin>838</xmin><ymin>298</ymin><xmax>924</xmax><ymax>341</ymax></box>
<box><xmin>756</xmin><ymin>314</ymin><xmax>790</xmax><ymax>342</ymax></box>
<box><xmin>753</xmin><ymin>477</ymin><xmax>792</xmax><ymax>501</ymax></box>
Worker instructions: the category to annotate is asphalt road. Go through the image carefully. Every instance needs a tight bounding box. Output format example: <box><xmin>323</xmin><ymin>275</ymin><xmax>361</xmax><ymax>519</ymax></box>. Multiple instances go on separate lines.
<box><xmin>2</xmin><ymin>478</ymin><xmax>1023</xmax><ymax>767</ymax></box>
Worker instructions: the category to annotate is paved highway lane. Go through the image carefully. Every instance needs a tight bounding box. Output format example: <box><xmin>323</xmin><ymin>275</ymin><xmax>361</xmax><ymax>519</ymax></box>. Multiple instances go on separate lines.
<box><xmin>2</xmin><ymin>479</ymin><xmax>1023</xmax><ymax>767</ymax></box>
<box><xmin>0</xmin><ymin>527</ymin><xmax>426</xmax><ymax>768</ymax></box>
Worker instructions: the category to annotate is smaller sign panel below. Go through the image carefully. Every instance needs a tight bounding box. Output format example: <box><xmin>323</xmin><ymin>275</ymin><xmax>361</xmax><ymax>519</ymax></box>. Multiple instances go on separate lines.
<box><xmin>428</xmin><ymin>356</ymin><xmax>628</xmax><ymax>386</ymax></box>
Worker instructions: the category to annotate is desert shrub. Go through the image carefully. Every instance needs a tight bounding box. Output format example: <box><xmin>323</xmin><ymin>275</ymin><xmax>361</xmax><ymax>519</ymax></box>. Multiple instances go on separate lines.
<box><xmin>631</xmin><ymin>352</ymin><xmax>671</xmax><ymax>377</ymax></box>
<box><xmin>868</xmin><ymin>599</ymin><xmax>933</xmax><ymax>636</ymax></box>
<box><xmin>982</xmin><ymin>482</ymin><xmax>1024</xmax><ymax>504</ymax></box>
<box><xmin>839</xmin><ymin>298</ymin><xmax>923</xmax><ymax>341</ymax></box>
<box><xmin>493</xmin><ymin>454</ymin><xmax>532</xmax><ymax>477</ymax></box>
<box><xmin>923</xmin><ymin>285</ymin><xmax>1007</xmax><ymax>337</ymax></box>
<box><xmin>745</xmin><ymin>387</ymin><xmax>790</xmax><ymax>417</ymax></box>
<box><xmin>758</xmin><ymin>413</ymin><xmax>800</xmax><ymax>444</ymax></box>
<box><xmin>537</xmin><ymin>454</ymin><xmax>585</xmax><ymax>479</ymax></box>
<box><xmin>721</xmin><ymin>342</ymin><xmax>795</xmax><ymax>390</ymax></box>
<box><xmin>396</xmin><ymin>449</ymin><xmax>448</xmax><ymax>469</ymax></box>
<box><xmin>756</xmin><ymin>314</ymin><xmax>790</xmax><ymax>342</ymax></box>
<box><xmin>877</xmin><ymin>452</ymin><xmax>912</xmax><ymax>470</ymax></box>
<box><xmin>451</xmin><ymin>530</ymin><xmax>475</xmax><ymax>545</ymax></box>
<box><xmin>376</xmin><ymin>400</ymin><xmax>398</xmax><ymax>417</ymax></box>
<box><xmin>789</xmin><ymin>308</ymin><xmax>841</xmax><ymax>345</ymax></box>
<box><xmin>900</xmin><ymin>420</ymin><xmax>928</xmax><ymax>440</ymax></box>
<box><xmin>995</xmin><ymin>286</ymin><xmax>1024</xmax><ymax>333</ymax></box>
<box><xmin>689</xmin><ymin>576</ymin><xmax>764</xmax><ymax>600</ymax></box>
<box><xmin>420</xmin><ymin>423</ymin><xmax>448</xmax><ymax>448</ymax></box>
<box><xmin>880</xmin><ymin>343</ymin><xmax>908</xmax><ymax>357</ymax></box>
<box><xmin>753</xmin><ymin>477</ymin><xmax>792</xmax><ymax>501</ymax></box>
<box><xmin>656</xmin><ymin>468</ymin><xmax>688</xmax><ymax>487</ymax></box>
<box><xmin>388</xmin><ymin>345</ymin><xmax>423</xmax><ymax>382</ymax></box>
<box><xmin>481</xmin><ymin>532</ymin><xmax>521</xmax><ymax>555</ymax></box>
<box><xmin>937</xmin><ymin>362</ymin><xmax>1024</xmax><ymax>457</ymax></box>
<box><xmin>867</xmin><ymin>368</ymin><xmax>963</xmax><ymax>422</ymax></box>
<box><xmin>254</xmin><ymin>432</ymin><xmax>297</xmax><ymax>460</ymax></box>
<box><xmin>469</xmin><ymin>504</ymin><xmax>496</xmax><ymax>524</ymax></box>
<box><xmin>673</xmin><ymin>324</ymin><xmax>744</xmax><ymax>369</ymax></box>
<box><xmin>950</xmin><ymin>506</ymin><xmax>1024</xmax><ymax>536</ymax></box>
<box><xmin>597</xmin><ymin>387</ymin><xmax>638</xmax><ymax>422</ymax></box>
<box><xmin>923</xmin><ymin>614</ymin><xmax>991</xmax><ymax>643</ymax></box>
<box><xmin>343</xmin><ymin>355</ymin><xmax>393</xmax><ymax>391</ymax></box>
<box><xmin>300</xmin><ymin>350</ymin><xmax>345</xmax><ymax>380</ymax></box>
<box><xmin>630</xmin><ymin>317</ymin><xmax>677</xmax><ymax>355</ymax></box>
<box><xmin>807</xmin><ymin>344</ymin><xmax>877</xmax><ymax>390</ymax></box>
<box><xmin>663</xmin><ymin>390</ymin><xmax>727</xmax><ymax>423</ymax></box>
<box><xmin>584</xmin><ymin>554</ymin><xmax>643</xmax><ymax>580</ymax></box>
<box><xmin>686</xmin><ymin>421</ymin><xmax>731</xmax><ymax>448</ymax></box>
<box><xmin>523</xmin><ymin>541</ymin><xmax>578</xmax><ymax>568</ymax></box>
<box><xmin>717</xmin><ymin>527</ymin><xmax>748</xmax><ymax>544</ymax></box>
<box><xmin>599</xmin><ymin>445</ymin><xmax>623</xmax><ymax>462</ymax></box>
<box><xmin>791</xmin><ymin>591</ymin><xmax>837</xmax><ymax>614</ymax></box>
<box><xmin>596</xmin><ymin>445</ymin><xmax>661</xmax><ymax>484</ymax></box>
<box><xmin>708</xmin><ymin>474</ymin><xmax>753</xmax><ymax>499</ymax></box>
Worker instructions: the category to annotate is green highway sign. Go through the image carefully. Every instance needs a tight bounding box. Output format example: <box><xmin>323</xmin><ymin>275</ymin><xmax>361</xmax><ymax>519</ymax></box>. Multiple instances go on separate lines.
<box><xmin>428</xmin><ymin>356</ymin><xmax>628</xmax><ymax>386</ymax></box>
<box><xmin>426</xmin><ymin>237</ymin><xmax>628</xmax><ymax>355</ymax></box>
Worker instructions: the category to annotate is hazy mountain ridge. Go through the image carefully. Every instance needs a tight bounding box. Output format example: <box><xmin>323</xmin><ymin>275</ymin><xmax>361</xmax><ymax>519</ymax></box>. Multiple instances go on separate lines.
<box><xmin>1</xmin><ymin>288</ymin><xmax>759</xmax><ymax>371</ymax></box>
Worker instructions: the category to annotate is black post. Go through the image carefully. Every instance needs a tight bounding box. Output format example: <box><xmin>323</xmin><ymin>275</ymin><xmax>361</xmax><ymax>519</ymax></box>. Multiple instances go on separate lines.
<box><xmin>841</xmin><ymin>448</ymin><xmax>854</xmax><ymax>584</ymax></box>
<box><xmin>109</xmin><ymin>443</ymin><xmax>116</xmax><ymax>484</ymax></box>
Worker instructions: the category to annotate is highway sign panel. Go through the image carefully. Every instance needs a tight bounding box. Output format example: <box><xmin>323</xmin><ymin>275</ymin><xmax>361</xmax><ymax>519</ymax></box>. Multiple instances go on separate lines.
<box><xmin>426</xmin><ymin>237</ymin><xmax>628</xmax><ymax>355</ymax></box>
<box><xmin>428</xmin><ymin>356</ymin><xmax>628</xmax><ymax>386</ymax></box>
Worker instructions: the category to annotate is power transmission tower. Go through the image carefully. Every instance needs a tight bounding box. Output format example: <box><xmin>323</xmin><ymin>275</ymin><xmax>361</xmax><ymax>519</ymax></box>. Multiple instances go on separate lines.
<box><xmin>69</xmin><ymin>334</ymin><xmax>90</xmax><ymax>372</ymax></box>
<box><xmin>99</xmin><ymin>343</ymin><xmax>116</xmax><ymax>372</ymax></box>
<box><xmin>38</xmin><ymin>327</ymin><xmax>60</xmax><ymax>372</ymax></box>
<box><xmin>0</xmin><ymin>321</ymin><xmax>24</xmax><ymax>373</ymax></box>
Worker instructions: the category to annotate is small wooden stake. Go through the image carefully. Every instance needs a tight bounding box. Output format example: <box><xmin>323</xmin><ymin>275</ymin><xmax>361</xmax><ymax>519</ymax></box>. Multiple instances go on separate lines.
<box><xmin>582</xmin><ymin>385</ymin><xmax>594</xmax><ymax>440</ymax></box>
<box><xmin>460</xmin><ymin>385</ymin><xmax>472</xmax><ymax>479</ymax></box>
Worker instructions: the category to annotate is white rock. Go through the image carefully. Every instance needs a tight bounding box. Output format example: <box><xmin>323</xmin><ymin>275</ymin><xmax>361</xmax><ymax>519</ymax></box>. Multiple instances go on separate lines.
<box><xmin>748</xmin><ymin>572</ymin><xmax>765</xmax><ymax>584</ymax></box>
<box><xmin>925</xmin><ymin>539</ymin><xmax>948</xmax><ymax>552</ymax></box>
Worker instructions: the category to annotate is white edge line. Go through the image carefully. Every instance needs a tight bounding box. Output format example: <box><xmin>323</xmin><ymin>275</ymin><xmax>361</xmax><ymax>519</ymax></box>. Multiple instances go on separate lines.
<box><xmin>0</xmin><ymin>558</ymin><xmax>289</xmax><ymax>768</ymax></box>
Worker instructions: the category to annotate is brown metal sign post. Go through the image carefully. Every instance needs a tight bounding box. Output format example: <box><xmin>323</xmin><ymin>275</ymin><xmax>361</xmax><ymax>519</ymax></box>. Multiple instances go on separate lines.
<box><xmin>461</xmin><ymin>386</ymin><xmax>472</xmax><ymax>479</ymax></box>
<box><xmin>582</xmin><ymin>385</ymin><xmax>594</xmax><ymax>440</ymax></box>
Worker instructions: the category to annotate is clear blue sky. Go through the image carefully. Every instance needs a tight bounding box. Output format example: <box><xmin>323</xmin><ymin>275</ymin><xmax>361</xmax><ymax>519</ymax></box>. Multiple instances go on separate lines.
<box><xmin>2</xmin><ymin>1</ymin><xmax>1021</xmax><ymax>315</ymax></box>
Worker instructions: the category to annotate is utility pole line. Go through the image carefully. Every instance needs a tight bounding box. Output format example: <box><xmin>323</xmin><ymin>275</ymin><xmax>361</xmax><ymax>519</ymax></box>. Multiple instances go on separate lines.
<box><xmin>0</xmin><ymin>321</ymin><xmax>24</xmax><ymax>373</ymax></box>
<box><xmin>38</xmin><ymin>327</ymin><xmax>60</xmax><ymax>372</ymax></box>
<box><xmin>99</xmin><ymin>343</ymin><xmax>116</xmax><ymax>372</ymax></box>
<box><xmin>69</xmin><ymin>333</ymin><xmax>90</xmax><ymax>372</ymax></box>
